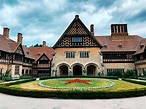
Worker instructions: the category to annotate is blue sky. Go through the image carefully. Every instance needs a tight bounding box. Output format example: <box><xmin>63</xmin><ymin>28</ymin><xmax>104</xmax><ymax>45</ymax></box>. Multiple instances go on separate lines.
<box><xmin>0</xmin><ymin>0</ymin><xmax>146</xmax><ymax>46</ymax></box>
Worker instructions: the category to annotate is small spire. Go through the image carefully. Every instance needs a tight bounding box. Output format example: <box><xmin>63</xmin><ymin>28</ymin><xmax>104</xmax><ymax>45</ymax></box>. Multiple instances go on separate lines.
<box><xmin>75</xmin><ymin>15</ymin><xmax>79</xmax><ymax>20</ymax></box>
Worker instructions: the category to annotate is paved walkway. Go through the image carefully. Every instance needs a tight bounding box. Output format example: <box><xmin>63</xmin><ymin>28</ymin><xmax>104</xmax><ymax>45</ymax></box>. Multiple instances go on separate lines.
<box><xmin>0</xmin><ymin>93</ymin><xmax>146</xmax><ymax>109</ymax></box>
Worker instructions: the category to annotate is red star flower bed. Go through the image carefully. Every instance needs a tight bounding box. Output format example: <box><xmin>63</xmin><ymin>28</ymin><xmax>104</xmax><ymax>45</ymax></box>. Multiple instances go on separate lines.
<box><xmin>65</xmin><ymin>78</ymin><xmax>89</xmax><ymax>84</ymax></box>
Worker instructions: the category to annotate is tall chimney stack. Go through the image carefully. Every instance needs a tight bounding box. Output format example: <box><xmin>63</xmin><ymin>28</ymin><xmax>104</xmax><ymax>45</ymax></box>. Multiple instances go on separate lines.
<box><xmin>3</xmin><ymin>28</ymin><xmax>10</xmax><ymax>39</ymax></box>
<box><xmin>43</xmin><ymin>41</ymin><xmax>46</xmax><ymax>47</ymax></box>
<box><xmin>17</xmin><ymin>33</ymin><xmax>23</xmax><ymax>44</ymax></box>
<box><xmin>90</xmin><ymin>24</ymin><xmax>94</xmax><ymax>35</ymax></box>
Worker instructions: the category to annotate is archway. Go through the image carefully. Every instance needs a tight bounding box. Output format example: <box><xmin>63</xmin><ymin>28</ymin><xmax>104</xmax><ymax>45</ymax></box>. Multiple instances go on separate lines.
<box><xmin>73</xmin><ymin>65</ymin><xmax>82</xmax><ymax>76</ymax></box>
<box><xmin>59</xmin><ymin>65</ymin><xmax>68</xmax><ymax>76</ymax></box>
<box><xmin>87</xmin><ymin>65</ymin><xmax>96</xmax><ymax>76</ymax></box>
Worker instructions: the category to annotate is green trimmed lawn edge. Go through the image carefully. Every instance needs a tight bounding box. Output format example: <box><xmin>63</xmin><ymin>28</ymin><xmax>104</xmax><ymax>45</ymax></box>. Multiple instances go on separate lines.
<box><xmin>0</xmin><ymin>80</ymin><xmax>146</xmax><ymax>99</ymax></box>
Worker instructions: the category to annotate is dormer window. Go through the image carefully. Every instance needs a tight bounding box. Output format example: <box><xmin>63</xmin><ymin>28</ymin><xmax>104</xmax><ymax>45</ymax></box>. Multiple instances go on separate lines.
<box><xmin>72</xmin><ymin>37</ymin><xmax>82</xmax><ymax>42</ymax></box>
<box><xmin>118</xmin><ymin>44</ymin><xmax>122</xmax><ymax>48</ymax></box>
<box><xmin>140</xmin><ymin>44</ymin><xmax>144</xmax><ymax>49</ymax></box>
<box><xmin>103</xmin><ymin>44</ymin><xmax>107</xmax><ymax>48</ymax></box>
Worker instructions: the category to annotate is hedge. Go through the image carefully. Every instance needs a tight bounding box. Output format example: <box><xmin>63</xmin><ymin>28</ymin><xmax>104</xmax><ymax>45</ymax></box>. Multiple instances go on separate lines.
<box><xmin>0</xmin><ymin>82</ymin><xmax>146</xmax><ymax>99</ymax></box>
<box><xmin>122</xmin><ymin>79</ymin><xmax>146</xmax><ymax>86</ymax></box>
<box><xmin>39</xmin><ymin>76</ymin><xmax>119</xmax><ymax>80</ymax></box>
<box><xmin>0</xmin><ymin>78</ymin><xmax>146</xmax><ymax>99</ymax></box>
<box><xmin>0</xmin><ymin>85</ymin><xmax>146</xmax><ymax>99</ymax></box>
<box><xmin>4</xmin><ymin>79</ymin><xmax>36</xmax><ymax>86</ymax></box>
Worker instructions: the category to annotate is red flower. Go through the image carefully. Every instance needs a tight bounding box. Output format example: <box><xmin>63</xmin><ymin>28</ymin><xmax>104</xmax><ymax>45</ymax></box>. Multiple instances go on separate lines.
<box><xmin>65</xmin><ymin>78</ymin><xmax>89</xmax><ymax>84</ymax></box>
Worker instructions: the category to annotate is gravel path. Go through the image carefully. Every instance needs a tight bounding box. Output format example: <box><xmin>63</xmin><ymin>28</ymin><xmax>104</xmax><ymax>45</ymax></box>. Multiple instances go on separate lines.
<box><xmin>0</xmin><ymin>93</ymin><xmax>146</xmax><ymax>109</ymax></box>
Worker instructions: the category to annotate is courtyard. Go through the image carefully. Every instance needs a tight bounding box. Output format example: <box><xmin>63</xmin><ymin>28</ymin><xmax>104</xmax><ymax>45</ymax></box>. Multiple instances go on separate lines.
<box><xmin>0</xmin><ymin>93</ymin><xmax>146</xmax><ymax>109</ymax></box>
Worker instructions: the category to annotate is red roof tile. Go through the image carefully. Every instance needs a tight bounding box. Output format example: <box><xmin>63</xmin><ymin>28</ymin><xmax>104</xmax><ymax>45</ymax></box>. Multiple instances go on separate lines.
<box><xmin>0</xmin><ymin>35</ymin><xmax>19</xmax><ymax>53</ymax></box>
<box><xmin>29</xmin><ymin>47</ymin><xmax>55</xmax><ymax>61</ymax></box>
<box><xmin>22</xmin><ymin>46</ymin><xmax>34</xmax><ymax>59</ymax></box>
<box><xmin>134</xmin><ymin>38</ymin><xmax>146</xmax><ymax>55</ymax></box>
<box><xmin>95</xmin><ymin>35</ymin><xmax>143</xmax><ymax>52</ymax></box>
<box><xmin>0</xmin><ymin>35</ymin><xmax>35</xmax><ymax>60</ymax></box>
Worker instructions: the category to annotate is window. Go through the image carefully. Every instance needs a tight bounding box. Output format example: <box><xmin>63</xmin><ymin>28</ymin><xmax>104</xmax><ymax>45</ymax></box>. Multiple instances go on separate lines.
<box><xmin>66</xmin><ymin>52</ymin><xmax>75</xmax><ymax>58</ymax></box>
<box><xmin>39</xmin><ymin>60</ymin><xmax>49</xmax><ymax>64</ymax></box>
<box><xmin>80</xmin><ymin>52</ymin><xmax>89</xmax><ymax>58</ymax></box>
<box><xmin>22</xmin><ymin>69</ymin><xmax>24</xmax><ymax>75</ymax></box>
<box><xmin>29</xmin><ymin>70</ymin><xmax>32</xmax><ymax>74</ymax></box>
<box><xmin>103</xmin><ymin>44</ymin><xmax>107</xmax><ymax>48</ymax></box>
<box><xmin>0</xmin><ymin>68</ymin><xmax>2</xmax><ymax>74</ymax></box>
<box><xmin>15</xmin><ymin>66</ymin><xmax>19</xmax><ymax>74</ymax></box>
<box><xmin>118</xmin><ymin>44</ymin><xmax>122</xmax><ymax>48</ymax></box>
<box><xmin>107</xmin><ymin>69</ymin><xmax>124</xmax><ymax>73</ymax></box>
<box><xmin>72</xmin><ymin>37</ymin><xmax>82</xmax><ymax>42</ymax></box>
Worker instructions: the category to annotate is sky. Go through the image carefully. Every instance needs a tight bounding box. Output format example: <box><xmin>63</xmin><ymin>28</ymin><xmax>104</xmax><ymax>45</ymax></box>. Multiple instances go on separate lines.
<box><xmin>0</xmin><ymin>0</ymin><xmax>146</xmax><ymax>47</ymax></box>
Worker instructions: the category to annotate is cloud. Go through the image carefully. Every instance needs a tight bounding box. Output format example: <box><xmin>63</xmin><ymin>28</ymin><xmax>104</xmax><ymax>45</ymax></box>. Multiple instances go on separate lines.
<box><xmin>0</xmin><ymin>0</ymin><xmax>145</xmax><ymax>47</ymax></box>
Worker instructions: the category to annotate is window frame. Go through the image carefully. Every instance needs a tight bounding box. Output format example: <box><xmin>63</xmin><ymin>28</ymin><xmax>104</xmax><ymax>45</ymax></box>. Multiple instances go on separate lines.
<box><xmin>65</xmin><ymin>51</ymin><xmax>75</xmax><ymax>58</ymax></box>
<box><xmin>80</xmin><ymin>51</ymin><xmax>89</xmax><ymax>58</ymax></box>
<box><xmin>72</xmin><ymin>37</ymin><xmax>83</xmax><ymax>43</ymax></box>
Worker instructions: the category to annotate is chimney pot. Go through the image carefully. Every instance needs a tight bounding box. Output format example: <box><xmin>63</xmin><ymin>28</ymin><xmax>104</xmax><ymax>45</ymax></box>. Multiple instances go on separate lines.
<box><xmin>43</xmin><ymin>41</ymin><xmax>46</xmax><ymax>47</ymax></box>
<box><xmin>17</xmin><ymin>33</ymin><xmax>23</xmax><ymax>44</ymax></box>
<box><xmin>3</xmin><ymin>28</ymin><xmax>10</xmax><ymax>38</ymax></box>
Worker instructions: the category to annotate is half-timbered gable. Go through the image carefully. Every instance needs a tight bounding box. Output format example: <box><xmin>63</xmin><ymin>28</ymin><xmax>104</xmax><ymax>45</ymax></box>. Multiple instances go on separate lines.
<box><xmin>13</xmin><ymin>44</ymin><xmax>24</xmax><ymax>62</ymax></box>
<box><xmin>53</xmin><ymin>15</ymin><xmax>102</xmax><ymax>48</ymax></box>
<box><xmin>134</xmin><ymin>38</ymin><xmax>146</xmax><ymax>75</ymax></box>
<box><xmin>52</xmin><ymin>15</ymin><xmax>103</xmax><ymax>77</ymax></box>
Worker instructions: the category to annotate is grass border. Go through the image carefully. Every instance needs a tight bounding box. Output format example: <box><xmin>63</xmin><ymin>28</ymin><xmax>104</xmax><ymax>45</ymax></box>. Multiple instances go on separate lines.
<box><xmin>0</xmin><ymin>77</ymin><xmax>146</xmax><ymax>99</ymax></box>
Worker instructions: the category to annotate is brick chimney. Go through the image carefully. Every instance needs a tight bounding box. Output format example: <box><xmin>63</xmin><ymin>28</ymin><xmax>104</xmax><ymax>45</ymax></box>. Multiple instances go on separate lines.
<box><xmin>90</xmin><ymin>24</ymin><xmax>94</xmax><ymax>35</ymax></box>
<box><xmin>43</xmin><ymin>41</ymin><xmax>46</xmax><ymax>47</ymax></box>
<box><xmin>3</xmin><ymin>28</ymin><xmax>10</xmax><ymax>39</ymax></box>
<box><xmin>111</xmin><ymin>24</ymin><xmax>128</xmax><ymax>40</ymax></box>
<box><xmin>17</xmin><ymin>33</ymin><xmax>23</xmax><ymax>44</ymax></box>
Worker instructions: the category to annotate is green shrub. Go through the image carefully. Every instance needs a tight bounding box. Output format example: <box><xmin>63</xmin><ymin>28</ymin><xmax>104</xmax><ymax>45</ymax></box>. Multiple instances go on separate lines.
<box><xmin>0</xmin><ymin>70</ymin><xmax>12</xmax><ymax>81</ymax></box>
<box><xmin>0</xmin><ymin>84</ymin><xmax>146</xmax><ymax>99</ymax></box>
<box><xmin>39</xmin><ymin>76</ymin><xmax>119</xmax><ymax>80</ymax></box>
<box><xmin>107</xmin><ymin>71</ymin><xmax>122</xmax><ymax>77</ymax></box>
<box><xmin>5</xmin><ymin>79</ymin><xmax>35</xmax><ymax>86</ymax></box>
<box><xmin>123</xmin><ymin>70</ymin><xmax>135</xmax><ymax>78</ymax></box>
<box><xmin>123</xmin><ymin>78</ymin><xmax>146</xmax><ymax>86</ymax></box>
<box><xmin>19</xmin><ymin>76</ymin><xmax>34</xmax><ymax>79</ymax></box>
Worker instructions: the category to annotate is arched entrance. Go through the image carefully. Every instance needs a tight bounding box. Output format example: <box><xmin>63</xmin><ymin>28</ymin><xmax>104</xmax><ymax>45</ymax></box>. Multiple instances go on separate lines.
<box><xmin>87</xmin><ymin>65</ymin><xmax>96</xmax><ymax>76</ymax></box>
<box><xmin>73</xmin><ymin>65</ymin><xmax>82</xmax><ymax>76</ymax></box>
<box><xmin>59</xmin><ymin>65</ymin><xmax>68</xmax><ymax>76</ymax></box>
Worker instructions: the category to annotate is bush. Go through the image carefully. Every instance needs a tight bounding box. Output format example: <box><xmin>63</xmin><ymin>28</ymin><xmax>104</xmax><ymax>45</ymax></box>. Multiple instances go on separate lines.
<box><xmin>39</xmin><ymin>76</ymin><xmax>119</xmax><ymax>80</ymax></box>
<box><xmin>19</xmin><ymin>76</ymin><xmax>34</xmax><ymax>79</ymax></box>
<box><xmin>0</xmin><ymin>70</ymin><xmax>12</xmax><ymax>81</ymax></box>
<box><xmin>122</xmin><ymin>78</ymin><xmax>146</xmax><ymax>86</ymax></box>
<box><xmin>107</xmin><ymin>71</ymin><xmax>122</xmax><ymax>77</ymax></box>
<box><xmin>123</xmin><ymin>70</ymin><xmax>135</xmax><ymax>78</ymax></box>
<box><xmin>0</xmin><ymin>84</ymin><xmax>146</xmax><ymax>99</ymax></box>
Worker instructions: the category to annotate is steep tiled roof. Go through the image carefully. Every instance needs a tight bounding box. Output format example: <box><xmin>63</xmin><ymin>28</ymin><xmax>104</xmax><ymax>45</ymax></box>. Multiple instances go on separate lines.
<box><xmin>22</xmin><ymin>46</ymin><xmax>34</xmax><ymax>59</ymax></box>
<box><xmin>29</xmin><ymin>47</ymin><xmax>55</xmax><ymax>61</ymax></box>
<box><xmin>0</xmin><ymin>34</ymin><xmax>34</xmax><ymax>60</ymax></box>
<box><xmin>95</xmin><ymin>35</ymin><xmax>143</xmax><ymax>52</ymax></box>
<box><xmin>134</xmin><ymin>38</ymin><xmax>146</xmax><ymax>55</ymax></box>
<box><xmin>0</xmin><ymin>34</ymin><xmax>20</xmax><ymax>53</ymax></box>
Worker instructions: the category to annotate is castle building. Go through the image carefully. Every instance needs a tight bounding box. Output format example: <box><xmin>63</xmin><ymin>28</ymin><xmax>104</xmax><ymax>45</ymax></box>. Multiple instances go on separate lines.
<box><xmin>0</xmin><ymin>15</ymin><xmax>145</xmax><ymax>78</ymax></box>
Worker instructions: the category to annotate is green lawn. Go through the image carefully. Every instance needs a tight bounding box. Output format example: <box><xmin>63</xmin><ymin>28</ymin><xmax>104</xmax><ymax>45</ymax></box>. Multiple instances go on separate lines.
<box><xmin>10</xmin><ymin>78</ymin><xmax>146</xmax><ymax>91</ymax></box>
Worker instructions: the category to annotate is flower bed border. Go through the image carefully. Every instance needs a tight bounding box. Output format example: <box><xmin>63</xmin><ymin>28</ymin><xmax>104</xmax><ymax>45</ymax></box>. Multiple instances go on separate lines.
<box><xmin>38</xmin><ymin>78</ymin><xmax>115</xmax><ymax>90</ymax></box>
